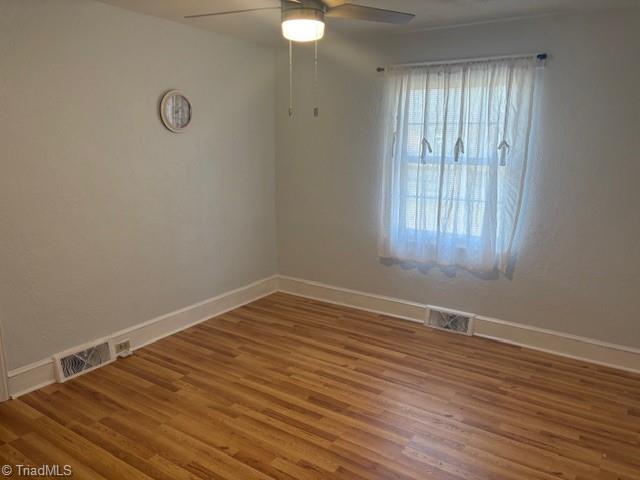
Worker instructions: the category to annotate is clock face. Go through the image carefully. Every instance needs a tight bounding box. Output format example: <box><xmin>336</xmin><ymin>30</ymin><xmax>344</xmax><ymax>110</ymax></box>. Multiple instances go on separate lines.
<box><xmin>161</xmin><ymin>91</ymin><xmax>192</xmax><ymax>133</ymax></box>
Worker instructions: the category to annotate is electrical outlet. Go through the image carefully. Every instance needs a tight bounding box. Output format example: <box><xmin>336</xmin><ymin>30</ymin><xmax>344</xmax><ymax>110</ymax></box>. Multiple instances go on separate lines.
<box><xmin>114</xmin><ymin>339</ymin><xmax>132</xmax><ymax>357</ymax></box>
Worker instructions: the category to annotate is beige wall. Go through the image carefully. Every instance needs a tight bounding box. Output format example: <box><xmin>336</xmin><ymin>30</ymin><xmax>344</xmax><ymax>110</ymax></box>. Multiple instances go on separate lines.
<box><xmin>276</xmin><ymin>9</ymin><xmax>640</xmax><ymax>349</ymax></box>
<box><xmin>0</xmin><ymin>0</ymin><xmax>277</xmax><ymax>370</ymax></box>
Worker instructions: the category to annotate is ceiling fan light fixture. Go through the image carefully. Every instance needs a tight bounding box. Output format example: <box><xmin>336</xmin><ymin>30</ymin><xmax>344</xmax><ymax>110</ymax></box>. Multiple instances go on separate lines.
<box><xmin>282</xmin><ymin>18</ymin><xmax>325</xmax><ymax>42</ymax></box>
<box><xmin>281</xmin><ymin>5</ymin><xmax>325</xmax><ymax>42</ymax></box>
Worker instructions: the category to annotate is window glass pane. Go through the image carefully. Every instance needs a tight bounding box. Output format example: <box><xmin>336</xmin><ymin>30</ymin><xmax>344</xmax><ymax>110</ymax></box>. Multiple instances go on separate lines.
<box><xmin>401</xmin><ymin>71</ymin><xmax>511</xmax><ymax>238</ymax></box>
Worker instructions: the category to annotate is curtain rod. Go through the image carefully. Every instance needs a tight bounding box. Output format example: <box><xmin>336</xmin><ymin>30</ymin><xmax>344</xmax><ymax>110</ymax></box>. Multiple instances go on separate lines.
<box><xmin>376</xmin><ymin>53</ymin><xmax>548</xmax><ymax>72</ymax></box>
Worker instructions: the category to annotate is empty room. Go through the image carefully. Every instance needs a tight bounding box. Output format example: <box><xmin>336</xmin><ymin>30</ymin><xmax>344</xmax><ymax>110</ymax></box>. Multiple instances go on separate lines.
<box><xmin>1</xmin><ymin>0</ymin><xmax>639</xmax><ymax>478</ymax></box>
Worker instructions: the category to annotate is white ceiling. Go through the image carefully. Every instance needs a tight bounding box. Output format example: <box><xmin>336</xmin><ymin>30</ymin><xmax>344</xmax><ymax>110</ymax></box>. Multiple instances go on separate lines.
<box><xmin>97</xmin><ymin>0</ymin><xmax>639</xmax><ymax>45</ymax></box>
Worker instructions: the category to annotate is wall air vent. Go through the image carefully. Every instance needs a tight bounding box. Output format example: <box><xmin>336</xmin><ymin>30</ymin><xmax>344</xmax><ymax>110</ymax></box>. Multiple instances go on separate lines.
<box><xmin>426</xmin><ymin>306</ymin><xmax>475</xmax><ymax>336</ymax></box>
<box><xmin>53</xmin><ymin>341</ymin><xmax>113</xmax><ymax>382</ymax></box>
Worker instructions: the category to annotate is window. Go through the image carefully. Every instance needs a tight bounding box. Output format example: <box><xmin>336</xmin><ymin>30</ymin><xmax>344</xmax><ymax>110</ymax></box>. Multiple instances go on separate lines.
<box><xmin>378</xmin><ymin>57</ymin><xmax>539</xmax><ymax>272</ymax></box>
<box><xmin>404</xmin><ymin>85</ymin><xmax>507</xmax><ymax>238</ymax></box>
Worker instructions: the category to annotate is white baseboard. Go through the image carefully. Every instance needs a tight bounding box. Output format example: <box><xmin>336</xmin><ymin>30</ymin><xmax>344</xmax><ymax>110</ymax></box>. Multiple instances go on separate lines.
<box><xmin>278</xmin><ymin>275</ymin><xmax>640</xmax><ymax>375</ymax></box>
<box><xmin>7</xmin><ymin>275</ymin><xmax>278</xmax><ymax>398</ymax></box>
<box><xmin>473</xmin><ymin>316</ymin><xmax>640</xmax><ymax>374</ymax></box>
<box><xmin>278</xmin><ymin>276</ymin><xmax>426</xmax><ymax>324</ymax></box>
<box><xmin>7</xmin><ymin>273</ymin><xmax>639</xmax><ymax>399</ymax></box>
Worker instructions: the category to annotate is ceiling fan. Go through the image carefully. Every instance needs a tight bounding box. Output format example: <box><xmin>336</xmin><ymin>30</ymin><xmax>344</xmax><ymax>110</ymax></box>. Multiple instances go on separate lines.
<box><xmin>185</xmin><ymin>1</ymin><xmax>414</xmax><ymax>118</ymax></box>
<box><xmin>185</xmin><ymin>0</ymin><xmax>415</xmax><ymax>43</ymax></box>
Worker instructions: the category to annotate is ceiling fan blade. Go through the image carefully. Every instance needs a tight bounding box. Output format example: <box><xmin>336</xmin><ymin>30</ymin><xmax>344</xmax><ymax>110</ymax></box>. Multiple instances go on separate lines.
<box><xmin>185</xmin><ymin>6</ymin><xmax>280</xmax><ymax>19</ymax></box>
<box><xmin>326</xmin><ymin>3</ymin><xmax>415</xmax><ymax>24</ymax></box>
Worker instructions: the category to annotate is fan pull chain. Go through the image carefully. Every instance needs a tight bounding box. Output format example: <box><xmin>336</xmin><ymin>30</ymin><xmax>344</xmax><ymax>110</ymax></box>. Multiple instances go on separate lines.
<box><xmin>313</xmin><ymin>40</ymin><xmax>319</xmax><ymax>117</ymax></box>
<box><xmin>289</xmin><ymin>40</ymin><xmax>294</xmax><ymax>118</ymax></box>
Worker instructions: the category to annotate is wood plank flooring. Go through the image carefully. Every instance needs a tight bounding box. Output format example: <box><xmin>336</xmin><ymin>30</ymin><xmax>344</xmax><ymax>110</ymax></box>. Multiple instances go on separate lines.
<box><xmin>1</xmin><ymin>292</ymin><xmax>639</xmax><ymax>479</ymax></box>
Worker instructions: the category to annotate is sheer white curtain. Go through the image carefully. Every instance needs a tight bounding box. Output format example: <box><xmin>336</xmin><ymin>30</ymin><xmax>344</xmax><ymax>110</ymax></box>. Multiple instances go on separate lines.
<box><xmin>378</xmin><ymin>57</ymin><xmax>538</xmax><ymax>273</ymax></box>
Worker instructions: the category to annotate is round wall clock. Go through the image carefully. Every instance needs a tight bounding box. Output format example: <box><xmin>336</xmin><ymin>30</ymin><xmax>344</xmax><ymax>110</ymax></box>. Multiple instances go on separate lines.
<box><xmin>160</xmin><ymin>90</ymin><xmax>192</xmax><ymax>133</ymax></box>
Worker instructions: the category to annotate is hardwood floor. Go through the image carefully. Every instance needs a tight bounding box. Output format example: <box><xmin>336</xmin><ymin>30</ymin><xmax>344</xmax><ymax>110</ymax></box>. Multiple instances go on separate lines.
<box><xmin>1</xmin><ymin>292</ymin><xmax>639</xmax><ymax>479</ymax></box>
